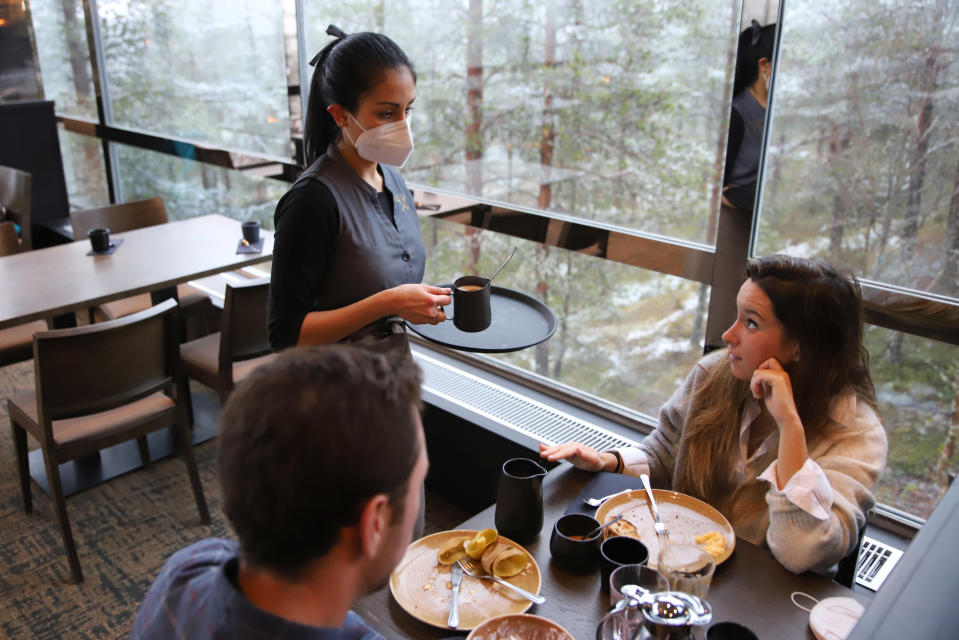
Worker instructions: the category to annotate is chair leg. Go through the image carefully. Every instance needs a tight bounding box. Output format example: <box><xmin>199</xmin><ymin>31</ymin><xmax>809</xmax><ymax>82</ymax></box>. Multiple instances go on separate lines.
<box><xmin>11</xmin><ymin>421</ymin><xmax>32</xmax><ymax>514</ymax></box>
<box><xmin>136</xmin><ymin>436</ymin><xmax>151</xmax><ymax>467</ymax></box>
<box><xmin>176</xmin><ymin>421</ymin><xmax>209</xmax><ymax>524</ymax></box>
<box><xmin>41</xmin><ymin>449</ymin><xmax>83</xmax><ymax>582</ymax></box>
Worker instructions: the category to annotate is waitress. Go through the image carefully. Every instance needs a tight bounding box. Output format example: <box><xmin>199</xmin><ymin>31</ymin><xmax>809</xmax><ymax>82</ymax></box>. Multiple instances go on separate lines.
<box><xmin>268</xmin><ymin>25</ymin><xmax>450</xmax><ymax>355</ymax></box>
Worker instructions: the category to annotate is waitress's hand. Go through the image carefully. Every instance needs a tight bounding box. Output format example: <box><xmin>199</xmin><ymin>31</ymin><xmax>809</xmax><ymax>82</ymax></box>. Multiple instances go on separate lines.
<box><xmin>390</xmin><ymin>284</ymin><xmax>451</xmax><ymax>325</ymax></box>
<box><xmin>750</xmin><ymin>357</ymin><xmax>802</xmax><ymax>431</ymax></box>
<box><xmin>538</xmin><ymin>442</ymin><xmax>615</xmax><ymax>472</ymax></box>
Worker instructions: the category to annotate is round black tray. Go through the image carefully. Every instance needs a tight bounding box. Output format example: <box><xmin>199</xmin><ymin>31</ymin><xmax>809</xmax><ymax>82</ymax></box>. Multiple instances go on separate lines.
<box><xmin>407</xmin><ymin>285</ymin><xmax>556</xmax><ymax>353</ymax></box>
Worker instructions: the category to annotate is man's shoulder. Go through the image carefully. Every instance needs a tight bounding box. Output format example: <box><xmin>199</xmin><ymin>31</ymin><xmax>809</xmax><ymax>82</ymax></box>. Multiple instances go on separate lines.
<box><xmin>130</xmin><ymin>538</ymin><xmax>237</xmax><ymax>640</ymax></box>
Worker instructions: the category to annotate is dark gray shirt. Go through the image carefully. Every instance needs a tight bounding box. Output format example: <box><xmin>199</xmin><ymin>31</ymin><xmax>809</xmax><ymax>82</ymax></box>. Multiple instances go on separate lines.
<box><xmin>268</xmin><ymin>145</ymin><xmax>426</xmax><ymax>353</ymax></box>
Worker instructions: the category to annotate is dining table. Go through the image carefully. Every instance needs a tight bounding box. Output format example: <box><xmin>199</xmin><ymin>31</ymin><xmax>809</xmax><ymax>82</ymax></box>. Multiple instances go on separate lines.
<box><xmin>0</xmin><ymin>213</ymin><xmax>273</xmax><ymax>330</ymax></box>
<box><xmin>1</xmin><ymin>213</ymin><xmax>274</xmax><ymax>496</ymax></box>
<box><xmin>355</xmin><ymin>463</ymin><xmax>874</xmax><ymax>639</ymax></box>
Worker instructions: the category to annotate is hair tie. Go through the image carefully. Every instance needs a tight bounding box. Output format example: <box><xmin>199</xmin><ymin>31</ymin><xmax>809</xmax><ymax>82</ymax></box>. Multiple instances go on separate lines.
<box><xmin>326</xmin><ymin>24</ymin><xmax>348</xmax><ymax>39</ymax></box>
<box><xmin>749</xmin><ymin>19</ymin><xmax>762</xmax><ymax>46</ymax></box>
<box><xmin>309</xmin><ymin>25</ymin><xmax>349</xmax><ymax>67</ymax></box>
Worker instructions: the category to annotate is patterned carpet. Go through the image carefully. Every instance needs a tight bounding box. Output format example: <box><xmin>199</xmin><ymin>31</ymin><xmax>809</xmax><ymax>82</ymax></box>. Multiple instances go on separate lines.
<box><xmin>0</xmin><ymin>360</ymin><xmax>466</xmax><ymax>639</ymax></box>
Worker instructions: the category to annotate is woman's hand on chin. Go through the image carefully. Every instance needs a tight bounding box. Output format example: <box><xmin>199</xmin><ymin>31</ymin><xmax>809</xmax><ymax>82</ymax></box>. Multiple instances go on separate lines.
<box><xmin>750</xmin><ymin>358</ymin><xmax>802</xmax><ymax>431</ymax></box>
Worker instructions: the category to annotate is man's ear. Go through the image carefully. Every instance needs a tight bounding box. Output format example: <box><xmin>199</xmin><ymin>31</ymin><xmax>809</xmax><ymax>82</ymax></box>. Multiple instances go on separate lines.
<box><xmin>357</xmin><ymin>494</ymin><xmax>392</xmax><ymax>560</ymax></box>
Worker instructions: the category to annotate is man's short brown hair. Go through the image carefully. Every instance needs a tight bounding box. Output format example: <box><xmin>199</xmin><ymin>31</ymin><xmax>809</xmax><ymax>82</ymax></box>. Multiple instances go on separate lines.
<box><xmin>218</xmin><ymin>345</ymin><xmax>422</xmax><ymax>577</ymax></box>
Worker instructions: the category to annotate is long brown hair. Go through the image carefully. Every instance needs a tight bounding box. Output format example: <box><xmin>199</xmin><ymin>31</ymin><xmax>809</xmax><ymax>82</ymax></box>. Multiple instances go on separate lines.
<box><xmin>674</xmin><ymin>255</ymin><xmax>876</xmax><ymax>507</ymax></box>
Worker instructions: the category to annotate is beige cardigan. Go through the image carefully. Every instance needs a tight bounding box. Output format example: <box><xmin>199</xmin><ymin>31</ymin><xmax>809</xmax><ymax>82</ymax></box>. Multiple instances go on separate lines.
<box><xmin>619</xmin><ymin>350</ymin><xmax>887</xmax><ymax>574</ymax></box>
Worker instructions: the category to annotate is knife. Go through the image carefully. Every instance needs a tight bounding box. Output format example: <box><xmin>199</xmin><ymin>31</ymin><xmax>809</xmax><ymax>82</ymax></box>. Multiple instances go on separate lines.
<box><xmin>447</xmin><ymin>562</ymin><xmax>463</xmax><ymax>628</ymax></box>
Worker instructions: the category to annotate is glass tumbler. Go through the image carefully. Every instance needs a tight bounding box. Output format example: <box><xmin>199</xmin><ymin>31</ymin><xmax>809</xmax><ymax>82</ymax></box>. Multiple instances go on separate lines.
<box><xmin>657</xmin><ymin>543</ymin><xmax>715</xmax><ymax>598</ymax></box>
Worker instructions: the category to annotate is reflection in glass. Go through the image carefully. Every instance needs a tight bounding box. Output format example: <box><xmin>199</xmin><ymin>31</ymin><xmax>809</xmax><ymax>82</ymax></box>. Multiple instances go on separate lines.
<box><xmin>58</xmin><ymin>124</ymin><xmax>108</xmax><ymax>208</ymax></box>
<box><xmin>112</xmin><ymin>143</ymin><xmax>286</xmax><ymax>229</ymax></box>
<box><xmin>306</xmin><ymin>1</ymin><xmax>743</xmax><ymax>245</ymax></box>
<box><xmin>30</xmin><ymin>0</ymin><xmax>97</xmax><ymax>118</ymax></box>
<box><xmin>421</xmin><ymin>217</ymin><xmax>707</xmax><ymax>417</ymax></box>
<box><xmin>97</xmin><ymin>0</ymin><xmax>291</xmax><ymax>158</ymax></box>
<box><xmin>758</xmin><ymin>0</ymin><xmax>959</xmax><ymax>301</ymax></box>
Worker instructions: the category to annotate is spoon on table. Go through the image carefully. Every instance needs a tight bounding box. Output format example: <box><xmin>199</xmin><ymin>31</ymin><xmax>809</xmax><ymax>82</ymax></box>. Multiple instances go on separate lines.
<box><xmin>586</xmin><ymin>514</ymin><xmax>625</xmax><ymax>538</ymax></box>
<box><xmin>486</xmin><ymin>246</ymin><xmax>517</xmax><ymax>284</ymax></box>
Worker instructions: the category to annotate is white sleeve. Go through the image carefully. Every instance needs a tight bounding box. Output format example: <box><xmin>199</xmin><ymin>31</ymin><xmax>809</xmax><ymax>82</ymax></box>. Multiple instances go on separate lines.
<box><xmin>614</xmin><ymin>447</ymin><xmax>650</xmax><ymax>478</ymax></box>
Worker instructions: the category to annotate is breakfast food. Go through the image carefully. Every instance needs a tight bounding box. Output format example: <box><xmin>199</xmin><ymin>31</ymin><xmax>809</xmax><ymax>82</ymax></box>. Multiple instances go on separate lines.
<box><xmin>437</xmin><ymin>536</ymin><xmax>469</xmax><ymax>565</ymax></box>
<box><xmin>464</xmin><ymin>528</ymin><xmax>498</xmax><ymax>559</ymax></box>
<box><xmin>695</xmin><ymin>531</ymin><xmax>726</xmax><ymax>561</ymax></box>
<box><xmin>606</xmin><ymin>515</ymin><xmax>641</xmax><ymax>539</ymax></box>
<box><xmin>481</xmin><ymin>543</ymin><xmax>528</xmax><ymax>578</ymax></box>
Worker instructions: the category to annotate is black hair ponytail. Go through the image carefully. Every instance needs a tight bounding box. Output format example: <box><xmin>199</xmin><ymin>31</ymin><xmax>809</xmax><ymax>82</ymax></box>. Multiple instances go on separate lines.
<box><xmin>732</xmin><ymin>20</ymin><xmax>777</xmax><ymax>97</ymax></box>
<box><xmin>303</xmin><ymin>25</ymin><xmax>416</xmax><ymax>165</ymax></box>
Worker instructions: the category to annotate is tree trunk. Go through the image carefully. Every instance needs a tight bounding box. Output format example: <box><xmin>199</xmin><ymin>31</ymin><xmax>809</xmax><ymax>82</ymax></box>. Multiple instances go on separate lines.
<box><xmin>537</xmin><ymin>14</ymin><xmax>556</xmax><ymax>210</ymax></box>
<box><xmin>935</xmin><ymin>157</ymin><xmax>959</xmax><ymax>296</ymax></box>
<box><xmin>552</xmin><ymin>253</ymin><xmax>573</xmax><ymax>380</ymax></box>
<box><xmin>935</xmin><ymin>368</ymin><xmax>959</xmax><ymax>494</ymax></box>
<box><xmin>465</xmin><ymin>0</ymin><xmax>484</xmax><ymax>195</ymax></box>
<box><xmin>60</xmin><ymin>0</ymin><xmax>92</xmax><ymax>111</ymax></box>
<box><xmin>534</xmin><ymin>244</ymin><xmax>550</xmax><ymax>377</ymax></box>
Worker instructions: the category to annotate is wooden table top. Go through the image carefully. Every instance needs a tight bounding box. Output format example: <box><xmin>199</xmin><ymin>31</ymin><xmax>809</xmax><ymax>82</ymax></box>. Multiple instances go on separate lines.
<box><xmin>356</xmin><ymin>465</ymin><xmax>872</xmax><ymax>639</ymax></box>
<box><xmin>0</xmin><ymin>214</ymin><xmax>273</xmax><ymax>330</ymax></box>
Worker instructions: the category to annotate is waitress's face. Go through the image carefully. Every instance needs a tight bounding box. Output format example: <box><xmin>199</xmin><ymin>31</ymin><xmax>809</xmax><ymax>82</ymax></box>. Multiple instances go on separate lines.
<box><xmin>721</xmin><ymin>279</ymin><xmax>799</xmax><ymax>381</ymax></box>
<box><xmin>346</xmin><ymin>66</ymin><xmax>415</xmax><ymax>135</ymax></box>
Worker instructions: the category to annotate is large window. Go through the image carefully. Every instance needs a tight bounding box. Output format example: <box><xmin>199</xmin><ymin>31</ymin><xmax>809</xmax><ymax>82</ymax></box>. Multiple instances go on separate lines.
<box><xmin>305</xmin><ymin>1</ymin><xmax>741</xmax><ymax>244</ymax></box>
<box><xmin>757</xmin><ymin>0</ymin><xmax>959</xmax><ymax>518</ymax></box>
<box><xmin>96</xmin><ymin>0</ymin><xmax>292</xmax><ymax>159</ymax></box>
<box><xmin>22</xmin><ymin>0</ymin><xmax>959</xmax><ymax>521</ymax></box>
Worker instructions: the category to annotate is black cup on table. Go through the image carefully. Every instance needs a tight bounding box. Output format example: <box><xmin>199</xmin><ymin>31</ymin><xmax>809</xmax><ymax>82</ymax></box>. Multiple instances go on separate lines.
<box><xmin>600</xmin><ymin>535</ymin><xmax>649</xmax><ymax>594</ymax></box>
<box><xmin>241</xmin><ymin>220</ymin><xmax>260</xmax><ymax>244</ymax></box>
<box><xmin>550</xmin><ymin>513</ymin><xmax>602</xmax><ymax>573</ymax></box>
<box><xmin>449</xmin><ymin>275</ymin><xmax>491</xmax><ymax>332</ymax></box>
<box><xmin>706</xmin><ymin>622</ymin><xmax>759</xmax><ymax>640</ymax></box>
<box><xmin>88</xmin><ymin>227</ymin><xmax>110</xmax><ymax>253</ymax></box>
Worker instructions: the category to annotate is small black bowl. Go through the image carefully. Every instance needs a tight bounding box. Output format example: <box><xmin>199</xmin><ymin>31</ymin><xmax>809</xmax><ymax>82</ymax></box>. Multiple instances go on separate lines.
<box><xmin>549</xmin><ymin>513</ymin><xmax>602</xmax><ymax>573</ymax></box>
<box><xmin>706</xmin><ymin>621</ymin><xmax>759</xmax><ymax>640</ymax></box>
<box><xmin>599</xmin><ymin>535</ymin><xmax>649</xmax><ymax>593</ymax></box>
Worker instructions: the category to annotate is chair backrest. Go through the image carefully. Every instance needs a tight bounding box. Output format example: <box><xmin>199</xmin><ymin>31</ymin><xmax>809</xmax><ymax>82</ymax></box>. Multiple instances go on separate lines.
<box><xmin>220</xmin><ymin>278</ymin><xmax>272</xmax><ymax>376</ymax></box>
<box><xmin>0</xmin><ymin>165</ymin><xmax>32</xmax><ymax>250</ymax></box>
<box><xmin>32</xmin><ymin>299</ymin><xmax>180</xmax><ymax>434</ymax></box>
<box><xmin>0</xmin><ymin>221</ymin><xmax>21</xmax><ymax>256</ymax></box>
<box><xmin>70</xmin><ymin>197</ymin><xmax>167</xmax><ymax>239</ymax></box>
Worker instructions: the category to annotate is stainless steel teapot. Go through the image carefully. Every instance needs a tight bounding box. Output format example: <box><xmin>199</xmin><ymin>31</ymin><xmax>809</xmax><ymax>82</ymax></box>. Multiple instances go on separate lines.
<box><xmin>596</xmin><ymin>584</ymin><xmax>712</xmax><ymax>640</ymax></box>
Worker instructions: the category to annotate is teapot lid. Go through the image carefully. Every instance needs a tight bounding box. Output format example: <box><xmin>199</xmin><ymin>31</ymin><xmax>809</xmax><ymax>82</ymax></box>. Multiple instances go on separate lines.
<box><xmin>619</xmin><ymin>586</ymin><xmax>712</xmax><ymax>628</ymax></box>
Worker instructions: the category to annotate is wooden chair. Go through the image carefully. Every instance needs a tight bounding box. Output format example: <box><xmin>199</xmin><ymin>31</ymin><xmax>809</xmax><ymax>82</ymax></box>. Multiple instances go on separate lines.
<box><xmin>69</xmin><ymin>198</ymin><xmax>213</xmax><ymax>326</ymax></box>
<box><xmin>179</xmin><ymin>278</ymin><xmax>276</xmax><ymax>404</ymax></box>
<box><xmin>0</xmin><ymin>165</ymin><xmax>32</xmax><ymax>250</ymax></box>
<box><xmin>0</xmin><ymin>222</ymin><xmax>49</xmax><ymax>367</ymax></box>
<box><xmin>6</xmin><ymin>299</ymin><xmax>210</xmax><ymax>582</ymax></box>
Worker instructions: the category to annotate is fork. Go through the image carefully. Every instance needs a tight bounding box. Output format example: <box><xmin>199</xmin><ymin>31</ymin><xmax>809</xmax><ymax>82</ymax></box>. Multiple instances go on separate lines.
<box><xmin>457</xmin><ymin>558</ymin><xmax>546</xmax><ymax>604</ymax></box>
<box><xmin>641</xmin><ymin>473</ymin><xmax>669</xmax><ymax>549</ymax></box>
<box><xmin>582</xmin><ymin>487</ymin><xmax>634</xmax><ymax>507</ymax></box>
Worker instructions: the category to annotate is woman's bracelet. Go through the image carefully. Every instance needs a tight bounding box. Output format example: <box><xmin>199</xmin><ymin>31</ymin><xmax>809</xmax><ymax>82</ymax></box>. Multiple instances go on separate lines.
<box><xmin>608</xmin><ymin>449</ymin><xmax>624</xmax><ymax>474</ymax></box>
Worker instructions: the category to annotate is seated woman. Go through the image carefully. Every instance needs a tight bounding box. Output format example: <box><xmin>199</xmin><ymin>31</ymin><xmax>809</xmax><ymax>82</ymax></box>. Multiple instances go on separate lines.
<box><xmin>540</xmin><ymin>255</ymin><xmax>887</xmax><ymax>574</ymax></box>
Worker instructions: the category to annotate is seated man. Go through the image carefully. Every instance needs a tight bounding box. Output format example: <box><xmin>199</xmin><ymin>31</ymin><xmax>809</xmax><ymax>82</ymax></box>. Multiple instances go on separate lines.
<box><xmin>131</xmin><ymin>345</ymin><xmax>428</xmax><ymax>639</ymax></box>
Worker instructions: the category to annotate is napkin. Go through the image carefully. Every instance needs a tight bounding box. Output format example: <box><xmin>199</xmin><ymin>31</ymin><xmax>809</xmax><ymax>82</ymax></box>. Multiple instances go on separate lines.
<box><xmin>86</xmin><ymin>238</ymin><xmax>124</xmax><ymax>256</ymax></box>
<box><xmin>236</xmin><ymin>238</ymin><xmax>264</xmax><ymax>254</ymax></box>
<box><xmin>565</xmin><ymin>471</ymin><xmax>642</xmax><ymax>516</ymax></box>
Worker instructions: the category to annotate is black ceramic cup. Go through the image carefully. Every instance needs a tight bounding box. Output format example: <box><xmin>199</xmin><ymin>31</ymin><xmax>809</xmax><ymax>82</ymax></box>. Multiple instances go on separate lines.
<box><xmin>549</xmin><ymin>513</ymin><xmax>602</xmax><ymax>573</ymax></box>
<box><xmin>241</xmin><ymin>220</ymin><xmax>260</xmax><ymax>244</ymax></box>
<box><xmin>88</xmin><ymin>227</ymin><xmax>110</xmax><ymax>253</ymax></box>
<box><xmin>450</xmin><ymin>275</ymin><xmax>491</xmax><ymax>332</ymax></box>
<box><xmin>706</xmin><ymin>622</ymin><xmax>759</xmax><ymax>640</ymax></box>
<box><xmin>600</xmin><ymin>535</ymin><xmax>649</xmax><ymax>594</ymax></box>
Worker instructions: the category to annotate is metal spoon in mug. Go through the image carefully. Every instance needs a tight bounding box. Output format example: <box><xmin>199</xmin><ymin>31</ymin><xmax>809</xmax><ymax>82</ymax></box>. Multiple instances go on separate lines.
<box><xmin>487</xmin><ymin>246</ymin><xmax>517</xmax><ymax>284</ymax></box>
<box><xmin>586</xmin><ymin>514</ymin><xmax>625</xmax><ymax>538</ymax></box>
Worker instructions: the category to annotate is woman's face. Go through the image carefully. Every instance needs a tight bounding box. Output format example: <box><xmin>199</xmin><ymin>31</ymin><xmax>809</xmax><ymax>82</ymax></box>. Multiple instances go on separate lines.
<box><xmin>721</xmin><ymin>279</ymin><xmax>799</xmax><ymax>381</ymax></box>
<box><xmin>345</xmin><ymin>66</ymin><xmax>415</xmax><ymax>136</ymax></box>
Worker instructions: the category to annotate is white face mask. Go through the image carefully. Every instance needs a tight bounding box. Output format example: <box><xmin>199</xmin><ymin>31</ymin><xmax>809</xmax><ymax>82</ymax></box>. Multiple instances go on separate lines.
<box><xmin>344</xmin><ymin>113</ymin><xmax>414</xmax><ymax>167</ymax></box>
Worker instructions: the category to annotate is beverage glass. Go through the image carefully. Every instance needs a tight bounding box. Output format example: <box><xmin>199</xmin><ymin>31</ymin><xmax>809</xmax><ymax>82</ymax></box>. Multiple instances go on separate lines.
<box><xmin>609</xmin><ymin>563</ymin><xmax>669</xmax><ymax>608</ymax></box>
<box><xmin>658</xmin><ymin>543</ymin><xmax>715</xmax><ymax>598</ymax></box>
